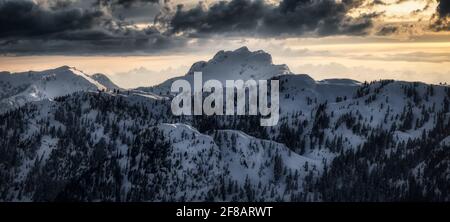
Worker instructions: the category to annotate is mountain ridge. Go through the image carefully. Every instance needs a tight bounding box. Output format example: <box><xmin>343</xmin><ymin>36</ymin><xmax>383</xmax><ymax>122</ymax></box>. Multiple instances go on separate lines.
<box><xmin>0</xmin><ymin>48</ymin><xmax>449</xmax><ymax>201</ymax></box>
<box><xmin>0</xmin><ymin>66</ymin><xmax>115</xmax><ymax>113</ymax></box>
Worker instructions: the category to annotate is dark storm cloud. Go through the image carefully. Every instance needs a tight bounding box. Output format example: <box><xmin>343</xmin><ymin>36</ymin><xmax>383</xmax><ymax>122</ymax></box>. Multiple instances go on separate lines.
<box><xmin>0</xmin><ymin>28</ymin><xmax>186</xmax><ymax>55</ymax></box>
<box><xmin>0</xmin><ymin>0</ymin><xmax>184</xmax><ymax>55</ymax></box>
<box><xmin>96</xmin><ymin>0</ymin><xmax>159</xmax><ymax>8</ymax></box>
<box><xmin>170</xmin><ymin>0</ymin><xmax>268</xmax><ymax>35</ymax></box>
<box><xmin>432</xmin><ymin>0</ymin><xmax>450</xmax><ymax>31</ymax></box>
<box><xmin>436</xmin><ymin>0</ymin><xmax>450</xmax><ymax>18</ymax></box>
<box><xmin>376</xmin><ymin>25</ymin><xmax>398</xmax><ymax>36</ymax></box>
<box><xmin>46</xmin><ymin>0</ymin><xmax>75</xmax><ymax>10</ymax></box>
<box><xmin>169</xmin><ymin>0</ymin><xmax>379</xmax><ymax>37</ymax></box>
<box><xmin>0</xmin><ymin>0</ymin><xmax>384</xmax><ymax>54</ymax></box>
<box><xmin>0</xmin><ymin>0</ymin><xmax>103</xmax><ymax>38</ymax></box>
<box><xmin>366</xmin><ymin>0</ymin><xmax>386</xmax><ymax>7</ymax></box>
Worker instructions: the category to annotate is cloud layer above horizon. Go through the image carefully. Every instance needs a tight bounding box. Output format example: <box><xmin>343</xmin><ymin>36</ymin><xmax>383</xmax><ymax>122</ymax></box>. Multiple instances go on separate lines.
<box><xmin>1</xmin><ymin>0</ymin><xmax>449</xmax><ymax>86</ymax></box>
<box><xmin>0</xmin><ymin>0</ymin><xmax>449</xmax><ymax>55</ymax></box>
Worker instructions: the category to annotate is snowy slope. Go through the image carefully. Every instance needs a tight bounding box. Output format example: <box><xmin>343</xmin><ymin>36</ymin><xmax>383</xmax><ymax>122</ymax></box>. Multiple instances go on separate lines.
<box><xmin>0</xmin><ymin>66</ymin><xmax>109</xmax><ymax>113</ymax></box>
<box><xmin>0</xmin><ymin>94</ymin><xmax>321</xmax><ymax>201</ymax></box>
<box><xmin>90</xmin><ymin>73</ymin><xmax>120</xmax><ymax>90</ymax></box>
<box><xmin>0</xmin><ymin>77</ymin><xmax>448</xmax><ymax>201</ymax></box>
<box><xmin>0</xmin><ymin>47</ymin><xmax>449</xmax><ymax>201</ymax></box>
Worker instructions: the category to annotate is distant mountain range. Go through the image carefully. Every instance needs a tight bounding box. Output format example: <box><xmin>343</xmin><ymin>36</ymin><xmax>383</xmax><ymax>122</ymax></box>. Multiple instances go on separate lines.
<box><xmin>0</xmin><ymin>47</ymin><xmax>449</xmax><ymax>201</ymax></box>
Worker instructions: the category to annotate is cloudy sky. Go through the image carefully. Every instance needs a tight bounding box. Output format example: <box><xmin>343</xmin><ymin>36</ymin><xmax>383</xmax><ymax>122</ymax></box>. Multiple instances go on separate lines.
<box><xmin>0</xmin><ymin>0</ymin><xmax>449</xmax><ymax>88</ymax></box>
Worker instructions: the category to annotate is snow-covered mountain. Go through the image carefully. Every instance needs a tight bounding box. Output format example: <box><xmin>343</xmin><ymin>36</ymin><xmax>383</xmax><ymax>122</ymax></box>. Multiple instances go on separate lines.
<box><xmin>185</xmin><ymin>46</ymin><xmax>291</xmax><ymax>80</ymax></box>
<box><xmin>138</xmin><ymin>46</ymin><xmax>292</xmax><ymax>94</ymax></box>
<box><xmin>0</xmin><ymin>66</ymin><xmax>114</xmax><ymax>113</ymax></box>
<box><xmin>0</xmin><ymin>47</ymin><xmax>449</xmax><ymax>201</ymax></box>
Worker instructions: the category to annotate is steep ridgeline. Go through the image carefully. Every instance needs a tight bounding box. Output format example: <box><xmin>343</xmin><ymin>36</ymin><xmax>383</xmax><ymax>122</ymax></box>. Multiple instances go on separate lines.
<box><xmin>90</xmin><ymin>73</ymin><xmax>121</xmax><ymax>90</ymax></box>
<box><xmin>0</xmin><ymin>48</ymin><xmax>450</xmax><ymax>201</ymax></box>
<box><xmin>0</xmin><ymin>66</ymin><xmax>117</xmax><ymax>113</ymax></box>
